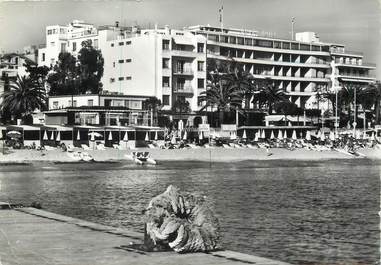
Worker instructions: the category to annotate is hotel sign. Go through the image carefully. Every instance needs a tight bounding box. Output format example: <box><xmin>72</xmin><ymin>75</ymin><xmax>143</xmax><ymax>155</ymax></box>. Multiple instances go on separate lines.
<box><xmin>198</xmin><ymin>124</ymin><xmax>210</xmax><ymax>132</ymax></box>
<box><xmin>221</xmin><ymin>124</ymin><xmax>237</xmax><ymax>131</ymax></box>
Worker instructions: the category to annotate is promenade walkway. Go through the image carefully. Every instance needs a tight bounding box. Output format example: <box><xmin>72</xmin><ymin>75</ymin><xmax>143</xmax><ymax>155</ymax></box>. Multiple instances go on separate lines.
<box><xmin>0</xmin><ymin>206</ymin><xmax>292</xmax><ymax>265</ymax></box>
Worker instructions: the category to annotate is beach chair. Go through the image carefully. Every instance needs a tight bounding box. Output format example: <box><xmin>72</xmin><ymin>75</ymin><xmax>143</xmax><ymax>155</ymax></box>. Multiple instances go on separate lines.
<box><xmin>148</xmin><ymin>143</ymin><xmax>157</xmax><ymax>149</ymax></box>
<box><xmin>96</xmin><ymin>143</ymin><xmax>106</xmax><ymax>150</ymax></box>
<box><xmin>228</xmin><ymin>143</ymin><xmax>236</xmax><ymax>148</ymax></box>
<box><xmin>45</xmin><ymin>146</ymin><xmax>56</xmax><ymax>151</ymax></box>
<box><xmin>222</xmin><ymin>144</ymin><xmax>232</xmax><ymax>149</ymax></box>
<box><xmin>246</xmin><ymin>144</ymin><xmax>258</xmax><ymax>149</ymax></box>
<box><xmin>187</xmin><ymin>143</ymin><xmax>201</xmax><ymax>149</ymax></box>
<box><xmin>81</xmin><ymin>144</ymin><xmax>91</xmax><ymax>150</ymax></box>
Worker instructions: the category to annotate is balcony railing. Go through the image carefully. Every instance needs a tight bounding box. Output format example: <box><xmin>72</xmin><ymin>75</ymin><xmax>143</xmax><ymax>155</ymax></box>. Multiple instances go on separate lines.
<box><xmin>174</xmin><ymin>85</ymin><xmax>194</xmax><ymax>94</ymax></box>
<box><xmin>330</xmin><ymin>49</ymin><xmax>363</xmax><ymax>56</ymax></box>
<box><xmin>173</xmin><ymin>69</ymin><xmax>194</xmax><ymax>75</ymax></box>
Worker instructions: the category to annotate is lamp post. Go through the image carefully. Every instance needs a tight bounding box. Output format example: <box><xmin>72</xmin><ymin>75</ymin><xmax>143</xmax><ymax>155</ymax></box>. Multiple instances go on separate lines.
<box><xmin>353</xmin><ymin>86</ymin><xmax>357</xmax><ymax>136</ymax></box>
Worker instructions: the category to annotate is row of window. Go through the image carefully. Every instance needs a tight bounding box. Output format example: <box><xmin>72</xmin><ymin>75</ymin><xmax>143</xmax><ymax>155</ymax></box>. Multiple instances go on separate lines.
<box><xmin>162</xmin><ymin>59</ymin><xmax>205</xmax><ymax>71</ymax></box>
<box><xmin>162</xmin><ymin>40</ymin><xmax>205</xmax><ymax>53</ymax></box>
<box><xmin>162</xmin><ymin>77</ymin><xmax>205</xmax><ymax>88</ymax></box>
<box><xmin>207</xmin><ymin>34</ymin><xmax>328</xmax><ymax>52</ymax></box>
<box><xmin>110</xmin><ymin>41</ymin><xmax>132</xmax><ymax>47</ymax></box>
<box><xmin>110</xmin><ymin>76</ymin><xmax>132</xmax><ymax>83</ymax></box>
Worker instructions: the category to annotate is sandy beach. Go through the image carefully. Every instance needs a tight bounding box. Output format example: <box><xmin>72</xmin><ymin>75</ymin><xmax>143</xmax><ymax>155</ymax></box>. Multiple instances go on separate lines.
<box><xmin>0</xmin><ymin>146</ymin><xmax>380</xmax><ymax>164</ymax></box>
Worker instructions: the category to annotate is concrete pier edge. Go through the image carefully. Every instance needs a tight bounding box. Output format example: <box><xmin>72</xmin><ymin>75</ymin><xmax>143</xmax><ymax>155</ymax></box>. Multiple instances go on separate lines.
<box><xmin>0</xmin><ymin>206</ymin><xmax>292</xmax><ymax>265</ymax></box>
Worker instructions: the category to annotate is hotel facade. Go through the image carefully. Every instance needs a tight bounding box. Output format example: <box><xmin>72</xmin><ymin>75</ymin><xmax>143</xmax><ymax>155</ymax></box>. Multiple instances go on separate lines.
<box><xmin>37</xmin><ymin>21</ymin><xmax>376</xmax><ymax>114</ymax></box>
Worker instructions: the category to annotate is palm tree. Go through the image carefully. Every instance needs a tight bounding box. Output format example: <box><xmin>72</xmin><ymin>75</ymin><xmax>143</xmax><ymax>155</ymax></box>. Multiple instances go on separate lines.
<box><xmin>198</xmin><ymin>68</ymin><xmax>244</xmax><ymax>125</ymax></box>
<box><xmin>1</xmin><ymin>75</ymin><xmax>47</xmax><ymax>123</ymax></box>
<box><xmin>357</xmin><ymin>82</ymin><xmax>381</xmax><ymax>125</ymax></box>
<box><xmin>143</xmin><ymin>97</ymin><xmax>162</xmax><ymax>126</ymax></box>
<box><xmin>252</xmin><ymin>78</ymin><xmax>287</xmax><ymax>114</ymax></box>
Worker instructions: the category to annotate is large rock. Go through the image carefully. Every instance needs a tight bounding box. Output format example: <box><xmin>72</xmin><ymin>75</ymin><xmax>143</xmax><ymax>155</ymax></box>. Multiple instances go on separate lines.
<box><xmin>144</xmin><ymin>185</ymin><xmax>221</xmax><ymax>253</ymax></box>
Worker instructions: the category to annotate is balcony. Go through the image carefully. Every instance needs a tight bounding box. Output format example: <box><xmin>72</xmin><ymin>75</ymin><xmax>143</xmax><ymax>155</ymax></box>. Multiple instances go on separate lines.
<box><xmin>173</xmin><ymin>68</ymin><xmax>194</xmax><ymax>75</ymax></box>
<box><xmin>173</xmin><ymin>85</ymin><xmax>194</xmax><ymax>95</ymax></box>
<box><xmin>171</xmin><ymin>50</ymin><xmax>196</xmax><ymax>58</ymax></box>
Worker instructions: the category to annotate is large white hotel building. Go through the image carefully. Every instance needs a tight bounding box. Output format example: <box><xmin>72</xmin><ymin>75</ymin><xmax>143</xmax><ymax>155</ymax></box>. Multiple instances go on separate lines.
<box><xmin>38</xmin><ymin>20</ymin><xmax>376</xmax><ymax>113</ymax></box>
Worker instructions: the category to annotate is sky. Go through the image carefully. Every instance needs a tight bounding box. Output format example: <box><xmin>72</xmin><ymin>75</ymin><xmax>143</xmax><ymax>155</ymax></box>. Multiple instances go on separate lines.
<box><xmin>0</xmin><ymin>0</ymin><xmax>380</xmax><ymax>78</ymax></box>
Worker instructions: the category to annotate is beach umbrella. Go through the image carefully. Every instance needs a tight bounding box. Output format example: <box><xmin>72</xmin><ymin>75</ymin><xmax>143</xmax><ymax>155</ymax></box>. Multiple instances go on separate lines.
<box><xmin>90</xmin><ymin>132</ymin><xmax>95</xmax><ymax>141</ymax></box>
<box><xmin>277</xmin><ymin>130</ymin><xmax>283</xmax><ymax>140</ymax></box>
<box><xmin>183</xmin><ymin>130</ymin><xmax>188</xmax><ymax>140</ymax></box>
<box><xmin>329</xmin><ymin>131</ymin><xmax>335</xmax><ymax>141</ymax></box>
<box><xmin>261</xmin><ymin>129</ymin><xmax>266</xmax><ymax>139</ymax></box>
<box><xmin>199</xmin><ymin>131</ymin><xmax>204</xmax><ymax>140</ymax></box>
<box><xmin>154</xmin><ymin>131</ymin><xmax>158</xmax><ymax>141</ymax></box>
<box><xmin>284</xmin><ymin>130</ymin><xmax>288</xmax><ymax>139</ymax></box>
<box><xmin>88</xmin><ymin>132</ymin><xmax>102</xmax><ymax>138</ymax></box>
<box><xmin>43</xmin><ymin>130</ymin><xmax>48</xmax><ymax>140</ymax></box>
<box><xmin>56</xmin><ymin>131</ymin><xmax>61</xmax><ymax>141</ymax></box>
<box><xmin>145</xmin><ymin>132</ymin><xmax>149</xmax><ymax>141</ymax></box>
<box><xmin>292</xmin><ymin>130</ymin><xmax>297</xmax><ymax>140</ymax></box>
<box><xmin>363</xmin><ymin>131</ymin><xmax>367</xmax><ymax>139</ymax></box>
<box><xmin>230</xmin><ymin>131</ymin><xmax>236</xmax><ymax>140</ymax></box>
<box><xmin>306</xmin><ymin>131</ymin><xmax>311</xmax><ymax>141</ymax></box>
<box><xmin>270</xmin><ymin>130</ymin><xmax>275</xmax><ymax>140</ymax></box>
<box><xmin>254</xmin><ymin>132</ymin><xmax>259</xmax><ymax>142</ymax></box>
<box><xmin>355</xmin><ymin>130</ymin><xmax>361</xmax><ymax>140</ymax></box>
<box><xmin>171</xmin><ymin>134</ymin><xmax>176</xmax><ymax>144</ymax></box>
<box><xmin>316</xmin><ymin>131</ymin><xmax>321</xmax><ymax>139</ymax></box>
<box><xmin>320</xmin><ymin>132</ymin><xmax>326</xmax><ymax>141</ymax></box>
<box><xmin>123</xmin><ymin>131</ymin><xmax>129</xmax><ymax>141</ymax></box>
<box><xmin>50</xmin><ymin>131</ymin><xmax>55</xmax><ymax>141</ymax></box>
<box><xmin>242</xmin><ymin>130</ymin><xmax>247</xmax><ymax>139</ymax></box>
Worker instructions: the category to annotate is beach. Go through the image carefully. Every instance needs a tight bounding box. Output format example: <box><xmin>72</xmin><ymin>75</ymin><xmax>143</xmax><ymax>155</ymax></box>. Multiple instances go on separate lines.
<box><xmin>0</xmin><ymin>146</ymin><xmax>380</xmax><ymax>164</ymax></box>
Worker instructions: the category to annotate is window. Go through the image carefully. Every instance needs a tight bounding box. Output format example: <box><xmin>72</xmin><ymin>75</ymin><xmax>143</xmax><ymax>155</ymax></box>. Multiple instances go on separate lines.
<box><xmin>118</xmin><ymin>77</ymin><xmax>124</xmax><ymax>81</ymax></box>
<box><xmin>88</xmin><ymin>99</ymin><xmax>94</xmax><ymax>106</ymax></box>
<box><xmin>237</xmin><ymin>37</ymin><xmax>244</xmax><ymax>45</ymax></box>
<box><xmin>111</xmin><ymin>43</ymin><xmax>114</xmax><ymax>47</ymax></box>
<box><xmin>162</xmin><ymin>76</ymin><xmax>170</xmax><ymax>87</ymax></box>
<box><xmin>221</xmin><ymin>36</ymin><xmax>229</xmax><ymax>43</ymax></box>
<box><xmin>198</xmin><ymin>78</ymin><xmax>204</xmax><ymax>89</ymax></box>
<box><xmin>257</xmin><ymin>40</ymin><xmax>272</xmax><ymax>48</ymax></box>
<box><xmin>282</xmin><ymin>42</ymin><xmax>290</xmax><ymax>49</ymax></box>
<box><xmin>126</xmin><ymin>59</ymin><xmax>132</xmax><ymax>63</ymax></box>
<box><xmin>197</xmin><ymin>61</ymin><xmax>204</xmax><ymax>71</ymax></box>
<box><xmin>162</xmin><ymin>58</ymin><xmax>170</xmax><ymax>69</ymax></box>
<box><xmin>47</xmin><ymin>29</ymin><xmax>52</xmax><ymax>35</ymax></box>
<box><xmin>42</xmin><ymin>53</ymin><xmax>45</xmax><ymax>62</ymax></box>
<box><xmin>126</xmin><ymin>41</ymin><xmax>131</xmax><ymax>45</ymax></box>
<box><xmin>60</xmin><ymin>43</ymin><xmax>66</xmax><ymax>53</ymax></box>
<box><xmin>60</xmin><ymin>28</ymin><xmax>65</xmax><ymax>34</ymax></box>
<box><xmin>126</xmin><ymin>76</ymin><xmax>132</xmax><ymax>80</ymax></box>
<box><xmin>119</xmin><ymin>42</ymin><xmax>124</xmax><ymax>46</ymax></box>
<box><xmin>52</xmin><ymin>101</ymin><xmax>59</xmax><ymax>109</ymax></box>
<box><xmin>312</xmin><ymin>45</ymin><xmax>320</xmax><ymax>51</ymax></box>
<box><xmin>274</xmin><ymin>41</ymin><xmax>281</xmax><ymax>49</ymax></box>
<box><xmin>229</xmin><ymin>36</ymin><xmax>236</xmax><ymax>44</ymax></box>
<box><xmin>118</xmin><ymin>59</ymin><xmax>124</xmax><ymax>63</ymax></box>
<box><xmin>110</xmin><ymin>78</ymin><xmax>115</xmax><ymax>83</ymax></box>
<box><xmin>197</xmin><ymin>43</ymin><xmax>204</xmax><ymax>53</ymax></box>
<box><xmin>244</xmin><ymin>38</ymin><xmax>253</xmax><ymax>46</ymax></box>
<box><xmin>72</xmin><ymin>42</ymin><xmax>77</xmax><ymax>52</ymax></box>
<box><xmin>69</xmin><ymin>100</ymin><xmax>77</xmax><ymax>107</ymax></box>
<box><xmin>291</xmin><ymin>43</ymin><xmax>299</xmax><ymax>50</ymax></box>
<box><xmin>162</xmin><ymin>40</ymin><xmax>170</xmax><ymax>50</ymax></box>
<box><xmin>300</xmin><ymin>44</ymin><xmax>310</xmax><ymax>51</ymax></box>
<box><xmin>207</xmin><ymin>34</ymin><xmax>219</xmax><ymax>42</ymax></box>
<box><xmin>162</xmin><ymin>95</ymin><xmax>170</xmax><ymax>106</ymax></box>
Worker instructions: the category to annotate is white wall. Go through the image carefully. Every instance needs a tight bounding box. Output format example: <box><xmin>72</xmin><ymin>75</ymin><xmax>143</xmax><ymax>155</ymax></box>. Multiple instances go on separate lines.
<box><xmin>49</xmin><ymin>95</ymin><xmax>99</xmax><ymax>109</ymax></box>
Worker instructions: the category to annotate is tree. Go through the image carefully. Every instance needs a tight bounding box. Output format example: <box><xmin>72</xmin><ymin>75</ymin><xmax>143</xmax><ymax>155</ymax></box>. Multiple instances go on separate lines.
<box><xmin>24</xmin><ymin>61</ymin><xmax>49</xmax><ymax>84</ymax></box>
<box><xmin>252</xmin><ymin>78</ymin><xmax>288</xmax><ymax>114</ymax></box>
<box><xmin>77</xmin><ymin>40</ymin><xmax>104</xmax><ymax>94</ymax></box>
<box><xmin>198</xmin><ymin>66</ymin><xmax>244</xmax><ymax>125</ymax></box>
<box><xmin>274</xmin><ymin>100</ymin><xmax>298</xmax><ymax>125</ymax></box>
<box><xmin>172</xmin><ymin>98</ymin><xmax>191</xmax><ymax>118</ymax></box>
<box><xmin>143</xmin><ymin>97</ymin><xmax>162</xmax><ymax>126</ymax></box>
<box><xmin>357</xmin><ymin>82</ymin><xmax>381</xmax><ymax>125</ymax></box>
<box><xmin>0</xmin><ymin>75</ymin><xmax>47</xmax><ymax>123</ymax></box>
<box><xmin>46</xmin><ymin>40</ymin><xmax>104</xmax><ymax>96</ymax></box>
<box><xmin>47</xmin><ymin>52</ymin><xmax>78</xmax><ymax>96</ymax></box>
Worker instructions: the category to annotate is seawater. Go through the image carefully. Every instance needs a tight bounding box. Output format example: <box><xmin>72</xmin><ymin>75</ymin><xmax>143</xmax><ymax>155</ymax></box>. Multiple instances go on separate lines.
<box><xmin>0</xmin><ymin>159</ymin><xmax>379</xmax><ymax>265</ymax></box>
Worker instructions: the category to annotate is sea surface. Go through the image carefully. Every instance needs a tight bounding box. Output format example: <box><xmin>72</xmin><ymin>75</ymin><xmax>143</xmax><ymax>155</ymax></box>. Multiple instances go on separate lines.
<box><xmin>0</xmin><ymin>159</ymin><xmax>379</xmax><ymax>265</ymax></box>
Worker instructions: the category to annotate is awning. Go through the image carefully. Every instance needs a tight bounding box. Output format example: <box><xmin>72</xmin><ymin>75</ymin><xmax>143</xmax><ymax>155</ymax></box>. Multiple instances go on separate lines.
<box><xmin>173</xmin><ymin>36</ymin><xmax>194</xmax><ymax>46</ymax></box>
<box><xmin>265</xmin><ymin>115</ymin><xmax>285</xmax><ymax>122</ymax></box>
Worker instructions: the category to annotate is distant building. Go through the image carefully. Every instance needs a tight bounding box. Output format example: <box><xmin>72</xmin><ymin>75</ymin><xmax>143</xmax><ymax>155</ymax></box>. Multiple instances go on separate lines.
<box><xmin>37</xmin><ymin>21</ymin><xmax>376</xmax><ymax>115</ymax></box>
